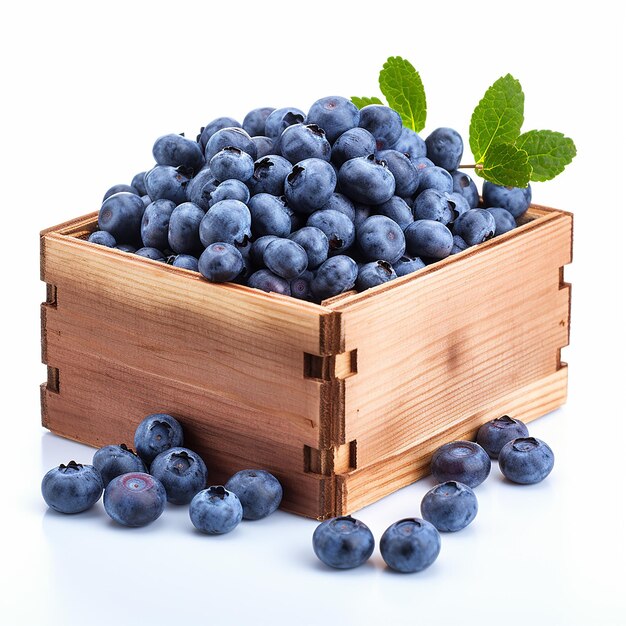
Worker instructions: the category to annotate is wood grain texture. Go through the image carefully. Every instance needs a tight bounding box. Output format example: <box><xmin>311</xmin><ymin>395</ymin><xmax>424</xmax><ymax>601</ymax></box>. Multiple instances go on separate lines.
<box><xmin>40</xmin><ymin>204</ymin><xmax>572</xmax><ymax>519</ymax></box>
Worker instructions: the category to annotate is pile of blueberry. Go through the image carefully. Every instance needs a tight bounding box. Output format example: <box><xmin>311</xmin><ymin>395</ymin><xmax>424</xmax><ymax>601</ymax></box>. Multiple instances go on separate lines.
<box><xmin>89</xmin><ymin>98</ymin><xmax>532</xmax><ymax>302</ymax></box>
<box><xmin>41</xmin><ymin>413</ymin><xmax>283</xmax><ymax>533</ymax></box>
<box><xmin>312</xmin><ymin>416</ymin><xmax>554</xmax><ymax>572</ymax></box>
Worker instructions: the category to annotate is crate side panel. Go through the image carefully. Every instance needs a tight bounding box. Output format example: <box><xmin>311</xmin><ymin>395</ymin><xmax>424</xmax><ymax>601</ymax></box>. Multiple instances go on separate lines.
<box><xmin>336</xmin><ymin>366</ymin><xmax>568</xmax><ymax>514</ymax></box>
<box><xmin>42</xmin><ymin>233</ymin><xmax>334</xmax><ymax>446</ymax></box>
<box><xmin>339</xmin><ymin>212</ymin><xmax>572</xmax><ymax>466</ymax></box>
<box><xmin>41</xmin><ymin>354</ymin><xmax>332</xmax><ymax>518</ymax></box>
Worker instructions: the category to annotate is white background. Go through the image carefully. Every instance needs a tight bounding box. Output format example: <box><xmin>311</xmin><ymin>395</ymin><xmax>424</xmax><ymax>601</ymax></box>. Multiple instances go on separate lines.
<box><xmin>1</xmin><ymin>1</ymin><xmax>625</xmax><ymax>624</ymax></box>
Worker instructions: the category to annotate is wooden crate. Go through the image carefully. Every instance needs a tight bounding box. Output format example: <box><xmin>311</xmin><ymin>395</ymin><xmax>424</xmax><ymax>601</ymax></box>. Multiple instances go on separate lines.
<box><xmin>40</xmin><ymin>204</ymin><xmax>572</xmax><ymax>519</ymax></box>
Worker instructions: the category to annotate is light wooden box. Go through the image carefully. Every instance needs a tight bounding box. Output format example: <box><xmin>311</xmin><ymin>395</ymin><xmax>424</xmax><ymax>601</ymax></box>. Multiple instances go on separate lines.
<box><xmin>40</xmin><ymin>204</ymin><xmax>572</xmax><ymax>519</ymax></box>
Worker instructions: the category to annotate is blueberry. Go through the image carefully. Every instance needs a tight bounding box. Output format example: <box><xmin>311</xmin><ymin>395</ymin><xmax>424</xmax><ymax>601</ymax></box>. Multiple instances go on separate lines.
<box><xmin>310</xmin><ymin>255</ymin><xmax>358</xmax><ymax>300</ymax></box>
<box><xmin>251</xmin><ymin>136</ymin><xmax>275</xmax><ymax>159</ymax></box>
<box><xmin>150</xmin><ymin>447</ymin><xmax>208</xmax><ymax>505</ymax></box>
<box><xmin>390</xmin><ymin>127</ymin><xmax>428</xmax><ymax>163</ymax></box>
<box><xmin>198</xmin><ymin>243</ymin><xmax>245</xmax><ymax>283</ymax></box>
<box><xmin>307</xmin><ymin>209</ymin><xmax>355</xmax><ymax>254</ymax></box>
<box><xmin>41</xmin><ymin>460</ymin><xmax>103</xmax><ymax>514</ymax></box>
<box><xmin>134</xmin><ymin>413</ymin><xmax>184</xmax><ymax>465</ymax></box>
<box><xmin>487</xmin><ymin>207</ymin><xmax>517</xmax><ymax>235</ymax></box>
<box><xmin>413</xmin><ymin>189</ymin><xmax>456</xmax><ymax>224</ymax></box>
<box><xmin>425</xmin><ymin>127</ymin><xmax>464</xmax><ymax>171</ymax></box>
<box><xmin>421</xmin><ymin>481</ymin><xmax>478</xmax><ymax>532</ymax></box>
<box><xmin>250</xmin><ymin>235</ymin><xmax>279</xmax><ymax>267</ymax></box>
<box><xmin>290</xmin><ymin>270</ymin><xmax>314</xmax><ymax>300</ymax></box>
<box><xmin>379</xmin><ymin>518</ymin><xmax>441</xmax><ymax>573</ymax></box>
<box><xmin>312</xmin><ymin>516</ymin><xmax>375</xmax><ymax>569</ymax></box>
<box><xmin>477</xmin><ymin>415</ymin><xmax>530</xmax><ymax>459</ymax></box>
<box><xmin>331</xmin><ymin>127</ymin><xmax>377</xmax><ymax>167</ymax></box>
<box><xmin>377</xmin><ymin>149</ymin><xmax>420</xmax><ymax>197</ymax></box>
<box><xmin>199</xmin><ymin>199</ymin><xmax>252</xmax><ymax>247</ymax></box>
<box><xmin>358</xmin><ymin>104</ymin><xmax>403</xmax><ymax>150</ymax></box>
<box><xmin>153</xmin><ymin>133</ymin><xmax>205</xmax><ymax>175</ymax></box>
<box><xmin>447</xmin><ymin>191</ymin><xmax>471</xmax><ymax>220</ymax></box>
<box><xmin>357</xmin><ymin>215</ymin><xmax>406</xmax><ymax>263</ymax></box>
<box><xmin>198</xmin><ymin>117</ymin><xmax>242</xmax><ymax>150</ymax></box>
<box><xmin>207</xmin><ymin>179</ymin><xmax>250</xmax><ymax>207</ymax></box>
<box><xmin>482</xmin><ymin>182</ymin><xmax>532</xmax><ymax>218</ymax></box>
<box><xmin>242</xmin><ymin>107</ymin><xmax>275</xmax><ymax>137</ymax></box>
<box><xmin>247</xmin><ymin>269</ymin><xmax>291</xmax><ymax>295</ymax></box>
<box><xmin>103</xmin><ymin>472</ymin><xmax>166</xmax><ymax>527</ymax></box>
<box><xmin>499</xmin><ymin>437</ymin><xmax>554</xmax><ymax>484</ymax></box>
<box><xmin>431</xmin><ymin>441</ymin><xmax>491</xmax><ymax>488</ymax></box>
<box><xmin>262</xmin><ymin>238</ymin><xmax>308</xmax><ymax>280</ymax></box>
<box><xmin>451</xmin><ymin>170</ymin><xmax>479</xmax><ymax>208</ymax></box>
<box><xmin>452</xmin><ymin>208</ymin><xmax>496</xmax><ymax>246</ymax></box>
<box><xmin>451</xmin><ymin>234</ymin><xmax>469</xmax><ymax>254</ymax></box>
<box><xmin>185</xmin><ymin>167</ymin><xmax>219</xmax><ymax>210</ymax></box>
<box><xmin>356</xmin><ymin>260</ymin><xmax>397</xmax><ymax>290</ymax></box>
<box><xmin>224</xmin><ymin>469</ymin><xmax>283</xmax><ymax>520</ymax></box>
<box><xmin>376</xmin><ymin>196</ymin><xmax>414</xmax><ymax>229</ymax></box>
<box><xmin>404</xmin><ymin>220</ymin><xmax>454</xmax><ymax>260</ymax></box>
<box><xmin>248</xmin><ymin>155</ymin><xmax>292</xmax><ymax>196</ymax></box>
<box><xmin>88</xmin><ymin>230</ymin><xmax>117</xmax><ymax>248</ymax></box>
<box><xmin>338</xmin><ymin>155</ymin><xmax>396</xmax><ymax>205</ymax></box>
<box><xmin>98</xmin><ymin>192</ymin><xmax>145</xmax><ymax>245</ymax></box>
<box><xmin>166</xmin><ymin>202</ymin><xmax>204</xmax><ymax>255</ymax></box>
<box><xmin>393</xmin><ymin>255</ymin><xmax>426</xmax><ymax>277</ymax></box>
<box><xmin>189</xmin><ymin>486</ymin><xmax>243</xmax><ymax>535</ymax></box>
<box><xmin>288</xmin><ymin>226</ymin><xmax>328</xmax><ymax>269</ymax></box>
<box><xmin>416</xmin><ymin>166</ymin><xmax>453</xmax><ymax>195</ymax></box>
<box><xmin>209</xmin><ymin>146</ymin><xmax>255</xmax><ymax>183</ymax></box>
<box><xmin>280</xmin><ymin>123</ymin><xmax>331</xmax><ymax>163</ymax></box>
<box><xmin>264</xmin><ymin>107</ymin><xmax>306</xmax><ymax>139</ymax></box>
<box><xmin>172</xmin><ymin>254</ymin><xmax>199</xmax><ymax>271</ymax></box>
<box><xmin>131</xmin><ymin>171</ymin><xmax>148</xmax><ymax>196</ymax></box>
<box><xmin>103</xmin><ymin>184</ymin><xmax>138</xmax><ymax>201</ymax></box>
<box><xmin>93</xmin><ymin>444</ymin><xmax>147</xmax><ymax>487</ymax></box>
<box><xmin>115</xmin><ymin>244</ymin><xmax>136</xmax><ymax>253</ymax></box>
<box><xmin>306</xmin><ymin>96</ymin><xmax>360</xmax><ymax>143</ymax></box>
<box><xmin>144</xmin><ymin>165</ymin><xmax>190</xmax><ymax>205</ymax></box>
<box><xmin>136</xmin><ymin>247</ymin><xmax>166</xmax><ymax>262</ymax></box>
<box><xmin>248</xmin><ymin>193</ymin><xmax>292</xmax><ymax>238</ymax></box>
<box><xmin>284</xmin><ymin>158</ymin><xmax>337</xmax><ymax>214</ymax></box>
<box><xmin>319</xmin><ymin>192</ymin><xmax>356</xmax><ymax>223</ymax></box>
<box><xmin>205</xmin><ymin>127</ymin><xmax>257</xmax><ymax>162</ymax></box>
<box><xmin>140</xmin><ymin>199</ymin><xmax>175</xmax><ymax>249</ymax></box>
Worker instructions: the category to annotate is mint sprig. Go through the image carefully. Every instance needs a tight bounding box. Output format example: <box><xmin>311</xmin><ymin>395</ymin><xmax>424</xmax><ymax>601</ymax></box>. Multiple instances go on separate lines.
<box><xmin>379</xmin><ymin>56</ymin><xmax>427</xmax><ymax>132</ymax></box>
<box><xmin>353</xmin><ymin>57</ymin><xmax>576</xmax><ymax>188</ymax></box>
<box><xmin>351</xmin><ymin>96</ymin><xmax>383</xmax><ymax>109</ymax></box>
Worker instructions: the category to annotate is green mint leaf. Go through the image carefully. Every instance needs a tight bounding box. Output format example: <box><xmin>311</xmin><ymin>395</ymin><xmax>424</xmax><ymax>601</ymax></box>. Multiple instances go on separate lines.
<box><xmin>378</xmin><ymin>56</ymin><xmax>427</xmax><ymax>132</ymax></box>
<box><xmin>351</xmin><ymin>96</ymin><xmax>383</xmax><ymax>109</ymax></box>
<box><xmin>470</xmin><ymin>74</ymin><xmax>524</xmax><ymax>163</ymax></box>
<box><xmin>515</xmin><ymin>130</ymin><xmax>577</xmax><ymax>182</ymax></box>
<box><xmin>477</xmin><ymin>143</ymin><xmax>531</xmax><ymax>187</ymax></box>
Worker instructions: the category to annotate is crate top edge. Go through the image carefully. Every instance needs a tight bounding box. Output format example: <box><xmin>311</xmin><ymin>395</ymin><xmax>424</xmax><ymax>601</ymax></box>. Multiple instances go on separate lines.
<box><xmin>40</xmin><ymin>203</ymin><xmax>572</xmax><ymax>316</ymax></box>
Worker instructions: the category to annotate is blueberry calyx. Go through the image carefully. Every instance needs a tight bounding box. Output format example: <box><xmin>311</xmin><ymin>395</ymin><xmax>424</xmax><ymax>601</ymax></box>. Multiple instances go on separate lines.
<box><xmin>365</xmin><ymin>154</ymin><xmax>387</xmax><ymax>168</ymax></box>
<box><xmin>208</xmin><ymin>486</ymin><xmax>228</xmax><ymax>500</ymax></box>
<box><xmin>329</xmin><ymin>237</ymin><xmax>344</xmax><ymax>250</ymax></box>
<box><xmin>119</xmin><ymin>443</ymin><xmax>139</xmax><ymax>456</ymax></box>
<box><xmin>179</xmin><ymin>132</ymin><xmax>185</xmax><ymax>137</ymax></box>
<box><xmin>512</xmin><ymin>437</ymin><xmax>540</xmax><ymax>452</ymax></box>
<box><xmin>376</xmin><ymin>260</ymin><xmax>393</xmax><ymax>275</ymax></box>
<box><xmin>149</xmin><ymin>420</ymin><xmax>172</xmax><ymax>442</ymax></box>
<box><xmin>287</xmin><ymin>165</ymin><xmax>304</xmax><ymax>185</ymax></box>
<box><xmin>306</xmin><ymin>124</ymin><xmax>326</xmax><ymax>138</ymax></box>
<box><xmin>175</xmin><ymin>165</ymin><xmax>193</xmax><ymax>181</ymax></box>
<box><xmin>495</xmin><ymin>415</ymin><xmax>516</xmax><ymax>426</ymax></box>
<box><xmin>222</xmin><ymin>146</ymin><xmax>243</xmax><ymax>156</ymax></box>
<box><xmin>253</xmin><ymin>158</ymin><xmax>273</xmax><ymax>179</ymax></box>
<box><xmin>59</xmin><ymin>460</ymin><xmax>82</xmax><ymax>472</ymax></box>
<box><xmin>283</xmin><ymin>111</ymin><xmax>305</xmax><ymax>126</ymax></box>
<box><xmin>170</xmin><ymin>450</ymin><xmax>194</xmax><ymax>475</ymax></box>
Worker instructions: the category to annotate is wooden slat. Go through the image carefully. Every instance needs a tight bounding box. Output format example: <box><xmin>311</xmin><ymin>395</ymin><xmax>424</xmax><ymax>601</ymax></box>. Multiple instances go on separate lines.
<box><xmin>335</xmin><ymin>365</ymin><xmax>568</xmax><ymax>514</ymax></box>
<box><xmin>332</xmin><ymin>210</ymin><xmax>572</xmax><ymax>467</ymax></box>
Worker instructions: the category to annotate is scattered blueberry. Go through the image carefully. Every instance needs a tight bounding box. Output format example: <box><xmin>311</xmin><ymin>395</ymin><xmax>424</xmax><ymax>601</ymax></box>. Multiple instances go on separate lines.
<box><xmin>404</xmin><ymin>219</ymin><xmax>454</xmax><ymax>260</ymax></box>
<box><xmin>93</xmin><ymin>444</ymin><xmax>147</xmax><ymax>487</ymax></box>
<box><xmin>482</xmin><ymin>182</ymin><xmax>532</xmax><ymax>218</ymax></box>
<box><xmin>331</xmin><ymin>127</ymin><xmax>377</xmax><ymax>167</ymax></box>
<box><xmin>209</xmin><ymin>147</ymin><xmax>255</xmax><ymax>183</ymax></box>
<box><xmin>307</xmin><ymin>209</ymin><xmax>355</xmax><ymax>254</ymax></box>
<box><xmin>357</xmin><ymin>215</ymin><xmax>406</xmax><ymax>263</ymax></box>
<box><xmin>198</xmin><ymin>243</ymin><xmax>245</xmax><ymax>282</ymax></box>
<box><xmin>189</xmin><ymin>486</ymin><xmax>243</xmax><ymax>535</ymax></box>
<box><xmin>199</xmin><ymin>199</ymin><xmax>252</xmax><ymax>247</ymax></box>
<box><xmin>284</xmin><ymin>158</ymin><xmax>337</xmax><ymax>214</ymax></box>
<box><xmin>288</xmin><ymin>226</ymin><xmax>329</xmax><ymax>269</ymax></box>
<box><xmin>390</xmin><ymin>127</ymin><xmax>427</xmax><ymax>162</ymax></box>
<box><xmin>377</xmin><ymin>149</ymin><xmax>420</xmax><ymax>197</ymax></box>
<box><xmin>98</xmin><ymin>192</ymin><xmax>145</xmax><ymax>246</ymax></box>
<box><xmin>103</xmin><ymin>472</ymin><xmax>166</xmax><ymax>527</ymax></box>
<box><xmin>416</xmin><ymin>165</ymin><xmax>454</xmax><ymax>195</ymax></box>
<box><xmin>358</xmin><ymin>104</ymin><xmax>403</xmax><ymax>150</ymax></box>
<box><xmin>242</xmin><ymin>107</ymin><xmax>275</xmax><ymax>137</ymax></box>
<box><xmin>280</xmin><ymin>124</ymin><xmax>331</xmax><ymax>163</ymax></box>
<box><xmin>477</xmin><ymin>415</ymin><xmax>530</xmax><ymax>459</ymax></box>
<box><xmin>356</xmin><ymin>260</ymin><xmax>397</xmax><ymax>290</ymax></box>
<box><xmin>224</xmin><ymin>469</ymin><xmax>283</xmax><ymax>520</ymax></box>
<box><xmin>134</xmin><ymin>413</ymin><xmax>184</xmax><ymax>465</ymax></box>
<box><xmin>431</xmin><ymin>441</ymin><xmax>491</xmax><ymax>488</ymax></box>
<box><xmin>451</xmin><ymin>170</ymin><xmax>479</xmax><ymax>208</ymax></box>
<box><xmin>264</xmin><ymin>106</ymin><xmax>306</xmax><ymax>139</ymax></box>
<box><xmin>198</xmin><ymin>117</ymin><xmax>241</xmax><ymax>150</ymax></box>
<box><xmin>487</xmin><ymin>207</ymin><xmax>518</xmax><ymax>235</ymax></box>
<box><xmin>379</xmin><ymin>518</ymin><xmax>441</xmax><ymax>573</ymax></box>
<box><xmin>144</xmin><ymin>165</ymin><xmax>190</xmax><ymax>205</ymax></box>
<box><xmin>452</xmin><ymin>209</ymin><xmax>496</xmax><ymax>246</ymax></box>
<box><xmin>412</xmin><ymin>189</ymin><xmax>456</xmax><ymax>224</ymax></box>
<box><xmin>393</xmin><ymin>254</ymin><xmax>426</xmax><ymax>277</ymax></box>
<box><xmin>41</xmin><ymin>460</ymin><xmax>103</xmax><ymax>514</ymax></box>
<box><xmin>153</xmin><ymin>133</ymin><xmax>205</xmax><ymax>175</ymax></box>
<box><xmin>425</xmin><ymin>127</ymin><xmax>464</xmax><ymax>171</ymax></box>
<box><xmin>205</xmin><ymin>127</ymin><xmax>257</xmax><ymax>162</ymax></box>
<box><xmin>103</xmin><ymin>184</ymin><xmax>138</xmax><ymax>201</ymax></box>
<box><xmin>312</xmin><ymin>516</ymin><xmax>375</xmax><ymax>569</ymax></box>
<box><xmin>499</xmin><ymin>437</ymin><xmax>554</xmax><ymax>484</ymax></box>
<box><xmin>338</xmin><ymin>155</ymin><xmax>396</xmax><ymax>205</ymax></box>
<box><xmin>421</xmin><ymin>481</ymin><xmax>478</xmax><ymax>532</ymax></box>
<box><xmin>150</xmin><ymin>447</ymin><xmax>208</xmax><ymax>505</ymax></box>
<box><xmin>172</xmin><ymin>254</ymin><xmax>199</xmax><ymax>271</ymax></box>
<box><xmin>248</xmin><ymin>193</ymin><xmax>292</xmax><ymax>238</ymax></box>
<box><xmin>88</xmin><ymin>230</ymin><xmax>117</xmax><ymax>248</ymax></box>
<box><xmin>168</xmin><ymin>202</ymin><xmax>205</xmax><ymax>255</ymax></box>
<box><xmin>141</xmin><ymin>199</ymin><xmax>175</xmax><ymax>250</ymax></box>
<box><xmin>310</xmin><ymin>255</ymin><xmax>358</xmax><ymax>300</ymax></box>
<box><xmin>208</xmin><ymin>179</ymin><xmax>250</xmax><ymax>206</ymax></box>
<box><xmin>247</xmin><ymin>269</ymin><xmax>291</xmax><ymax>295</ymax></box>
<box><xmin>263</xmin><ymin>238</ymin><xmax>308</xmax><ymax>280</ymax></box>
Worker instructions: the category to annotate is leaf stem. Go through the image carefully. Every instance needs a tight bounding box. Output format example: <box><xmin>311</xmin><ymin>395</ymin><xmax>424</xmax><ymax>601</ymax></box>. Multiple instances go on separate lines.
<box><xmin>458</xmin><ymin>164</ymin><xmax>484</xmax><ymax>170</ymax></box>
